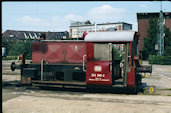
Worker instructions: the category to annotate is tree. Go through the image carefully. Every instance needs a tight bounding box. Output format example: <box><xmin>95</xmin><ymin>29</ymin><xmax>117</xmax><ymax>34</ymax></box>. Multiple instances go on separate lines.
<box><xmin>9</xmin><ymin>39</ymin><xmax>32</xmax><ymax>59</ymax></box>
<box><xmin>2</xmin><ymin>39</ymin><xmax>15</xmax><ymax>55</ymax></box>
<box><xmin>2</xmin><ymin>39</ymin><xmax>33</xmax><ymax>59</ymax></box>
<box><xmin>112</xmin><ymin>47</ymin><xmax>122</xmax><ymax>60</ymax></box>
<box><xmin>142</xmin><ymin>17</ymin><xmax>158</xmax><ymax>59</ymax></box>
<box><xmin>142</xmin><ymin>17</ymin><xmax>171</xmax><ymax>59</ymax></box>
<box><xmin>164</xmin><ymin>26</ymin><xmax>171</xmax><ymax>56</ymax></box>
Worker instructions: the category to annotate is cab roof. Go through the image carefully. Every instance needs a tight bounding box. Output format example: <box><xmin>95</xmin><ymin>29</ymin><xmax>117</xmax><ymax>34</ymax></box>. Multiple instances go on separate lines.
<box><xmin>84</xmin><ymin>31</ymin><xmax>136</xmax><ymax>42</ymax></box>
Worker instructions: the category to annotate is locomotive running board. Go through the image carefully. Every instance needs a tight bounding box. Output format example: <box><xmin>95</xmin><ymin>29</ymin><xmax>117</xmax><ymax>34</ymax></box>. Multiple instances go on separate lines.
<box><xmin>31</xmin><ymin>79</ymin><xmax>125</xmax><ymax>88</ymax></box>
<box><xmin>31</xmin><ymin>80</ymin><xmax>87</xmax><ymax>87</ymax></box>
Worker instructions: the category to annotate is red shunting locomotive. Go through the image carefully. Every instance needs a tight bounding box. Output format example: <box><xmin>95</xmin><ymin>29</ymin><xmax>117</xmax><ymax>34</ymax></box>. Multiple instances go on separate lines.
<box><xmin>11</xmin><ymin>31</ymin><xmax>152</xmax><ymax>93</ymax></box>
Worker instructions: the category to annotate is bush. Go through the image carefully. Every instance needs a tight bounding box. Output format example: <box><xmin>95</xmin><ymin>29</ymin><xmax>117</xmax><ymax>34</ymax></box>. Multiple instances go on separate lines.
<box><xmin>149</xmin><ymin>55</ymin><xmax>171</xmax><ymax>65</ymax></box>
<box><xmin>112</xmin><ymin>47</ymin><xmax>122</xmax><ymax>60</ymax></box>
<box><xmin>2</xmin><ymin>39</ymin><xmax>32</xmax><ymax>60</ymax></box>
<box><xmin>2</xmin><ymin>56</ymin><xmax>18</xmax><ymax>60</ymax></box>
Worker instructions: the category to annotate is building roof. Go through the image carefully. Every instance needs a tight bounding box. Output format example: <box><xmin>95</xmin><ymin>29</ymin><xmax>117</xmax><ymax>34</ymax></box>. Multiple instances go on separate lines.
<box><xmin>84</xmin><ymin>31</ymin><xmax>136</xmax><ymax>42</ymax></box>
<box><xmin>97</xmin><ymin>22</ymin><xmax>132</xmax><ymax>26</ymax></box>
<box><xmin>70</xmin><ymin>24</ymin><xmax>95</xmax><ymax>27</ymax></box>
<box><xmin>2</xmin><ymin>30</ymin><xmax>69</xmax><ymax>40</ymax></box>
<box><xmin>137</xmin><ymin>12</ymin><xmax>171</xmax><ymax>19</ymax></box>
<box><xmin>70</xmin><ymin>22</ymin><xmax>132</xmax><ymax>27</ymax></box>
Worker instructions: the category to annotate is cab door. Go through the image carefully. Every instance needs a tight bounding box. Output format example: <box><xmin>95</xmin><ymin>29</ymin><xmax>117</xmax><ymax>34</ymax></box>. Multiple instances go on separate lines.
<box><xmin>85</xmin><ymin>43</ymin><xmax>112</xmax><ymax>86</ymax></box>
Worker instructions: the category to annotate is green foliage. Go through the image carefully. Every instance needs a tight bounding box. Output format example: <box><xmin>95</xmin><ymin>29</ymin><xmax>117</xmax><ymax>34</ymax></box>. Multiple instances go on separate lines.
<box><xmin>149</xmin><ymin>55</ymin><xmax>171</xmax><ymax>65</ymax></box>
<box><xmin>2</xmin><ymin>39</ymin><xmax>32</xmax><ymax>60</ymax></box>
<box><xmin>164</xmin><ymin>27</ymin><xmax>171</xmax><ymax>56</ymax></box>
<box><xmin>143</xmin><ymin>18</ymin><xmax>171</xmax><ymax>59</ymax></box>
<box><xmin>143</xmin><ymin>18</ymin><xmax>158</xmax><ymax>59</ymax></box>
<box><xmin>164</xmin><ymin>46</ymin><xmax>171</xmax><ymax>56</ymax></box>
<box><xmin>112</xmin><ymin>47</ymin><xmax>122</xmax><ymax>60</ymax></box>
<box><xmin>2</xmin><ymin>39</ymin><xmax>14</xmax><ymax>55</ymax></box>
<box><xmin>2</xmin><ymin>56</ymin><xmax>18</xmax><ymax>60</ymax></box>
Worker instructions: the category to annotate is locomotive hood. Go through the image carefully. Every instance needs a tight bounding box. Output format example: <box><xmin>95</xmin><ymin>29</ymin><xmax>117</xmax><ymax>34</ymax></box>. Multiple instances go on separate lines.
<box><xmin>84</xmin><ymin>31</ymin><xmax>136</xmax><ymax>42</ymax></box>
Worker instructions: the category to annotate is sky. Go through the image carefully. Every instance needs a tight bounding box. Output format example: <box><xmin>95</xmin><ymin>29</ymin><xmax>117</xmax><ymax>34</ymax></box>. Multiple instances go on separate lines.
<box><xmin>2</xmin><ymin>1</ymin><xmax>171</xmax><ymax>33</ymax></box>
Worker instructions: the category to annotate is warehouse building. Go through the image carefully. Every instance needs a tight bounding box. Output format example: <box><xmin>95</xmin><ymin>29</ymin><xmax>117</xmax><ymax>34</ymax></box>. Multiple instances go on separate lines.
<box><xmin>69</xmin><ymin>20</ymin><xmax>132</xmax><ymax>38</ymax></box>
<box><xmin>2</xmin><ymin>30</ymin><xmax>69</xmax><ymax>40</ymax></box>
<box><xmin>137</xmin><ymin>12</ymin><xmax>171</xmax><ymax>55</ymax></box>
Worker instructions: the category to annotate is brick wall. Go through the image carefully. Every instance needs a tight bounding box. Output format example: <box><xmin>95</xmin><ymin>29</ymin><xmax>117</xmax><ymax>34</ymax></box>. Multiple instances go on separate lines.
<box><xmin>137</xmin><ymin>14</ymin><xmax>171</xmax><ymax>54</ymax></box>
<box><xmin>137</xmin><ymin>19</ymin><xmax>149</xmax><ymax>53</ymax></box>
<box><xmin>165</xmin><ymin>19</ymin><xmax>171</xmax><ymax>31</ymax></box>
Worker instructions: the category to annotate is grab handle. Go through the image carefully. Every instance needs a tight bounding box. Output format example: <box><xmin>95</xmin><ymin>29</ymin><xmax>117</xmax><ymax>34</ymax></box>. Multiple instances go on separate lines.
<box><xmin>83</xmin><ymin>55</ymin><xmax>87</xmax><ymax>72</ymax></box>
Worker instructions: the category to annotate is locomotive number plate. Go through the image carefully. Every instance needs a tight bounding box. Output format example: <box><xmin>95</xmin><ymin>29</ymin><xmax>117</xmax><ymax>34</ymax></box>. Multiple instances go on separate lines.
<box><xmin>89</xmin><ymin>73</ymin><xmax>109</xmax><ymax>81</ymax></box>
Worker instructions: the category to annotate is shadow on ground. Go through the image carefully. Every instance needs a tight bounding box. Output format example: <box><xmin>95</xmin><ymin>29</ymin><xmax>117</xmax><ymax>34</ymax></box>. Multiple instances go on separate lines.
<box><xmin>2</xmin><ymin>80</ymin><xmax>149</xmax><ymax>95</ymax></box>
<box><xmin>2</xmin><ymin>80</ymin><xmax>20</xmax><ymax>87</ymax></box>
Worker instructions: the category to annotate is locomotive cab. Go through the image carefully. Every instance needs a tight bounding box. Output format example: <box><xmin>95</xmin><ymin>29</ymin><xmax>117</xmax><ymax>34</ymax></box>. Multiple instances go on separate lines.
<box><xmin>84</xmin><ymin>31</ymin><xmax>140</xmax><ymax>90</ymax></box>
<box><xmin>85</xmin><ymin>42</ymin><xmax>123</xmax><ymax>86</ymax></box>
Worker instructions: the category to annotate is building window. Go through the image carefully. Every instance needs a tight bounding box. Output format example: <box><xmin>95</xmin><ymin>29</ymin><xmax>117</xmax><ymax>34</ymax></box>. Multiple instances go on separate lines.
<box><xmin>9</xmin><ymin>34</ymin><xmax>14</xmax><ymax>37</ymax></box>
<box><xmin>24</xmin><ymin>33</ymin><xmax>29</xmax><ymax>39</ymax></box>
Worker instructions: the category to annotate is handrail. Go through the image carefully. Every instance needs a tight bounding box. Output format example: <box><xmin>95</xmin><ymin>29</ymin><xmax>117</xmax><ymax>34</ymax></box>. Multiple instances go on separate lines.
<box><xmin>83</xmin><ymin>55</ymin><xmax>87</xmax><ymax>72</ymax></box>
<box><xmin>41</xmin><ymin>59</ymin><xmax>44</xmax><ymax>81</ymax></box>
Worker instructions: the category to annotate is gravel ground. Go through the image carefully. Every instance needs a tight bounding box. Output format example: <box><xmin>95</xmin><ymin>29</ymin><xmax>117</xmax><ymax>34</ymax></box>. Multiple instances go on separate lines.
<box><xmin>2</xmin><ymin>60</ymin><xmax>171</xmax><ymax>113</ymax></box>
<box><xmin>2</xmin><ymin>60</ymin><xmax>21</xmax><ymax>85</ymax></box>
<box><xmin>3</xmin><ymin>95</ymin><xmax>171</xmax><ymax>113</ymax></box>
<box><xmin>141</xmin><ymin>61</ymin><xmax>171</xmax><ymax>89</ymax></box>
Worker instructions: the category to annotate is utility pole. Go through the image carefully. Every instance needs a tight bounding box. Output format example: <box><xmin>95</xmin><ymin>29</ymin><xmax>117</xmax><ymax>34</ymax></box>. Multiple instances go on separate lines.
<box><xmin>157</xmin><ymin>1</ymin><xmax>164</xmax><ymax>56</ymax></box>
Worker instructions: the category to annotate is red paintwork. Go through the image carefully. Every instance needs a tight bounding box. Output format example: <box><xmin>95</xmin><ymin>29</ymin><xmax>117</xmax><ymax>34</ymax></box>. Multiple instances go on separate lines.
<box><xmin>65</xmin><ymin>43</ymin><xmax>86</xmax><ymax>63</ymax></box>
<box><xmin>32</xmin><ymin>42</ymin><xmax>43</xmax><ymax>63</ymax></box>
<box><xmin>126</xmin><ymin>43</ymin><xmax>135</xmax><ymax>88</ymax></box>
<box><xmin>43</xmin><ymin>42</ymin><xmax>64</xmax><ymax>63</ymax></box>
<box><xmin>127</xmin><ymin>66</ymin><xmax>135</xmax><ymax>88</ymax></box>
<box><xmin>86</xmin><ymin>42</ymin><xmax>112</xmax><ymax>86</ymax></box>
<box><xmin>82</xmin><ymin>31</ymin><xmax>89</xmax><ymax>39</ymax></box>
<box><xmin>86</xmin><ymin>61</ymin><xmax>112</xmax><ymax>86</ymax></box>
<box><xmin>32</xmin><ymin>42</ymin><xmax>86</xmax><ymax>64</ymax></box>
<box><xmin>86</xmin><ymin>43</ymin><xmax>94</xmax><ymax>60</ymax></box>
<box><xmin>130</xmin><ymin>42</ymin><xmax>133</xmax><ymax>66</ymax></box>
<box><xmin>18</xmin><ymin>54</ymin><xmax>24</xmax><ymax>64</ymax></box>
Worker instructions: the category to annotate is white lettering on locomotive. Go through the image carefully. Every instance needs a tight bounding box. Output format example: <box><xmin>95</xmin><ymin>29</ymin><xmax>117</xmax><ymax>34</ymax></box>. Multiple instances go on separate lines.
<box><xmin>97</xmin><ymin>74</ymin><xmax>105</xmax><ymax>77</ymax></box>
<box><xmin>89</xmin><ymin>78</ymin><xmax>109</xmax><ymax>81</ymax></box>
<box><xmin>90</xmin><ymin>73</ymin><xmax>108</xmax><ymax>81</ymax></box>
<box><xmin>91</xmin><ymin>73</ymin><xmax>105</xmax><ymax>77</ymax></box>
<box><xmin>91</xmin><ymin>73</ymin><xmax>96</xmax><ymax>77</ymax></box>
